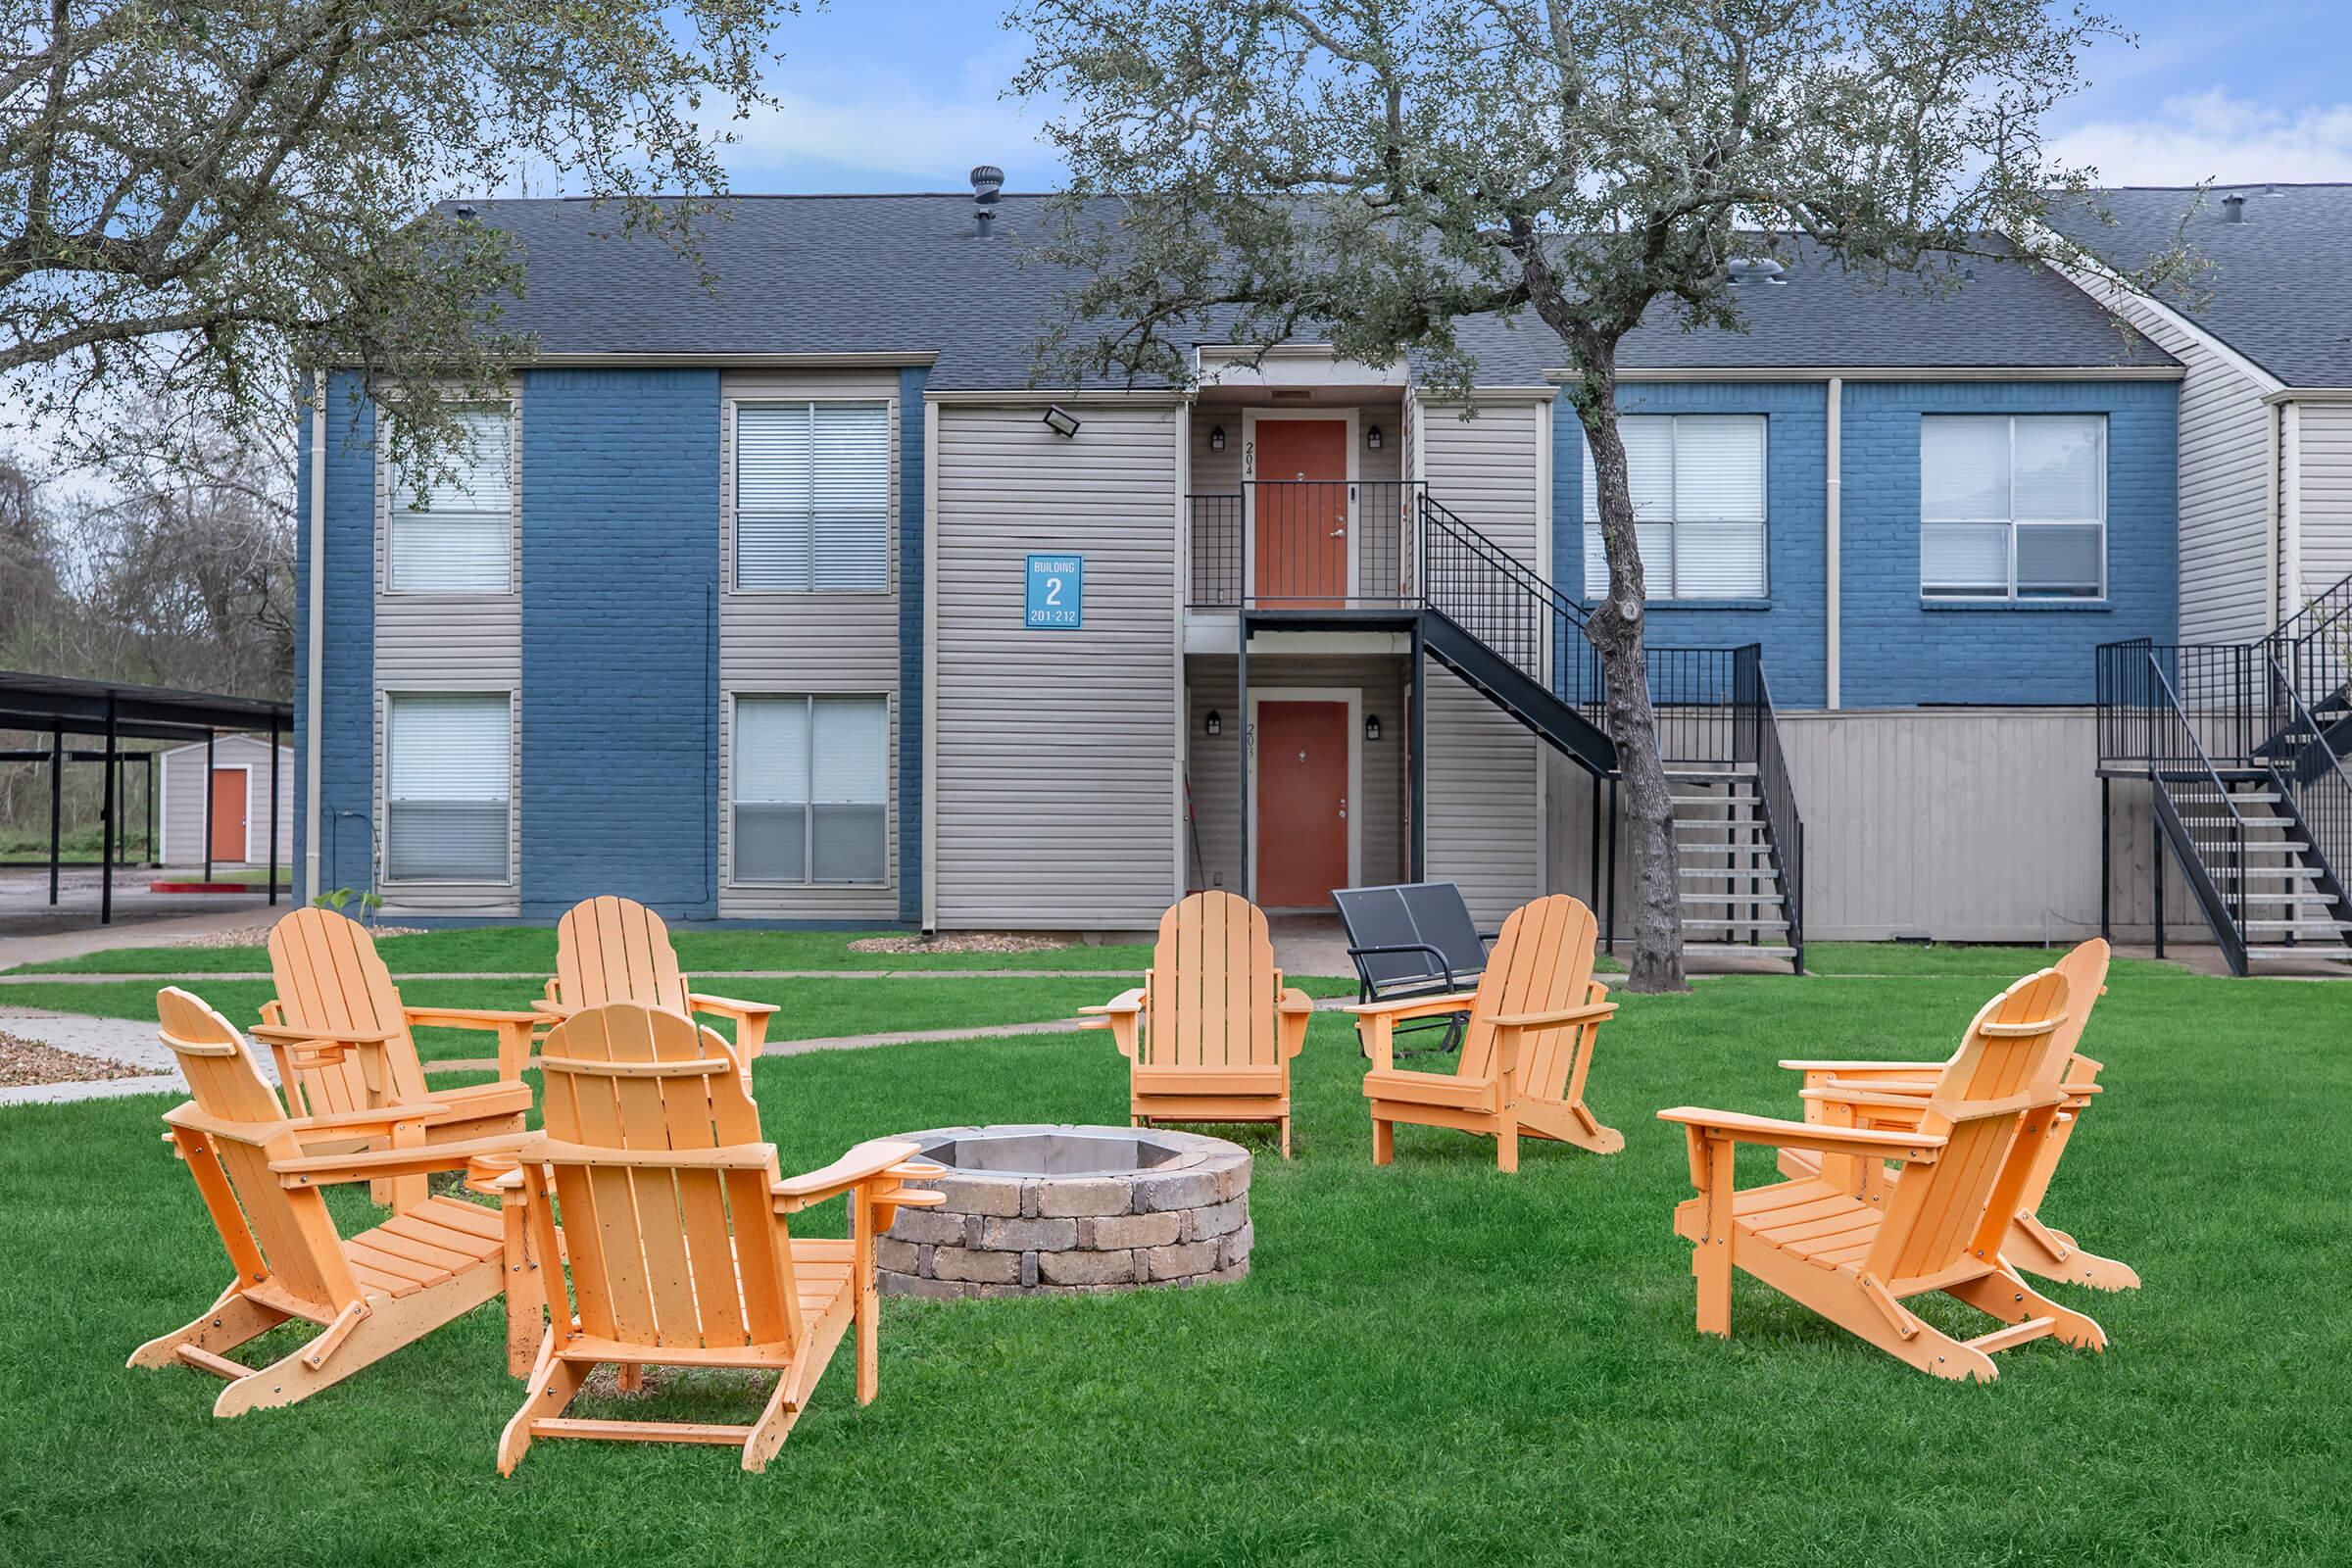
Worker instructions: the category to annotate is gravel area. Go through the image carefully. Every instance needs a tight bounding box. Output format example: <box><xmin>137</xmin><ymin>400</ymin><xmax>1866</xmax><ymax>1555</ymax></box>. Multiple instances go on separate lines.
<box><xmin>847</xmin><ymin>931</ymin><xmax>1079</xmax><ymax>956</ymax></box>
<box><xmin>165</xmin><ymin>920</ymin><xmax>427</xmax><ymax>948</ymax></box>
<box><xmin>0</xmin><ymin>1029</ymin><xmax>152</xmax><ymax>1087</ymax></box>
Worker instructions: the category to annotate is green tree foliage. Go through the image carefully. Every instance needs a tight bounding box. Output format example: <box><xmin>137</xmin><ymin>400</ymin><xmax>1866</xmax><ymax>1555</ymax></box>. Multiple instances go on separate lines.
<box><xmin>1011</xmin><ymin>0</ymin><xmax>2184</xmax><ymax>990</ymax></box>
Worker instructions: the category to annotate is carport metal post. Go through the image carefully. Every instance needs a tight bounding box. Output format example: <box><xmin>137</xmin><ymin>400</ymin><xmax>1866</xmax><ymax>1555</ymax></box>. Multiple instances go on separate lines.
<box><xmin>46</xmin><ymin>721</ymin><xmax>62</xmax><ymax>906</ymax></box>
<box><xmin>269</xmin><ymin>715</ymin><xmax>280</xmax><ymax>906</ymax></box>
<box><xmin>100</xmin><ymin>694</ymin><xmax>117</xmax><ymax>924</ymax></box>
<box><xmin>204</xmin><ymin>726</ymin><xmax>216</xmax><ymax>882</ymax></box>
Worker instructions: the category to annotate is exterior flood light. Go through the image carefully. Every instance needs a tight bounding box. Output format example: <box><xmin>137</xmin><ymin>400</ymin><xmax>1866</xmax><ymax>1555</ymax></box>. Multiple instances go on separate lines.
<box><xmin>1364</xmin><ymin>713</ymin><xmax>1382</xmax><ymax>742</ymax></box>
<box><xmin>1208</xmin><ymin>424</ymin><xmax>1226</xmax><ymax>451</ymax></box>
<box><xmin>1042</xmin><ymin>404</ymin><xmax>1082</xmax><ymax>438</ymax></box>
<box><xmin>1205</xmin><ymin>710</ymin><xmax>1222</xmax><ymax>736</ymax></box>
<box><xmin>1366</xmin><ymin>423</ymin><xmax>1384</xmax><ymax>450</ymax></box>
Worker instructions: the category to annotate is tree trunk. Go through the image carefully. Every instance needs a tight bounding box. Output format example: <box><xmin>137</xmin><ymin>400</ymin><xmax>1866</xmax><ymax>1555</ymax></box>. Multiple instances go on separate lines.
<box><xmin>1574</xmin><ymin>352</ymin><xmax>1688</xmax><ymax>994</ymax></box>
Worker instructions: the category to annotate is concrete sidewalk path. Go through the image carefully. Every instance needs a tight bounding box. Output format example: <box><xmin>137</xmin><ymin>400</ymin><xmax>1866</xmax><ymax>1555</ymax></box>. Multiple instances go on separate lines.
<box><xmin>0</xmin><ymin>1003</ymin><xmax>184</xmax><ymax>1107</ymax></box>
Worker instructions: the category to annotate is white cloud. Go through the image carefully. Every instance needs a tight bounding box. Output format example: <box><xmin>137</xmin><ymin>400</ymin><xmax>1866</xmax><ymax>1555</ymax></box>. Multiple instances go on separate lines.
<box><xmin>2048</xmin><ymin>88</ymin><xmax>2352</xmax><ymax>185</ymax></box>
<box><xmin>711</xmin><ymin>68</ymin><xmax>1064</xmax><ymax>188</ymax></box>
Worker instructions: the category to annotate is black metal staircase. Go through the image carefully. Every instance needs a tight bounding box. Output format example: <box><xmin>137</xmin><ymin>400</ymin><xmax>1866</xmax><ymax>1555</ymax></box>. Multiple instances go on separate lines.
<box><xmin>2097</xmin><ymin>622</ymin><xmax>2352</xmax><ymax>973</ymax></box>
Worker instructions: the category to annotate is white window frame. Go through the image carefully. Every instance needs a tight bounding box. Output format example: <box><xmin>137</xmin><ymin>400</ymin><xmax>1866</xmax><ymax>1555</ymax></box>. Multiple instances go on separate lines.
<box><xmin>1582</xmin><ymin>414</ymin><xmax>1770</xmax><ymax>601</ymax></box>
<box><xmin>730</xmin><ymin>398</ymin><xmax>895</xmax><ymax>596</ymax></box>
<box><xmin>379</xmin><ymin>690</ymin><xmax>515</xmax><ymax>888</ymax></box>
<box><xmin>1920</xmin><ymin>414</ymin><xmax>2109</xmax><ymax>603</ymax></box>
<box><xmin>728</xmin><ymin>691</ymin><xmax>892</xmax><ymax>888</ymax></box>
<box><xmin>381</xmin><ymin>404</ymin><xmax>517</xmax><ymax>597</ymax></box>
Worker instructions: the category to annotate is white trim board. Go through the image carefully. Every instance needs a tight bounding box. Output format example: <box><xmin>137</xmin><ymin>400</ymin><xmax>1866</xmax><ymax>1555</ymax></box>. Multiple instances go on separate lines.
<box><xmin>1245</xmin><ymin>685</ymin><xmax>1363</xmax><ymax>908</ymax></box>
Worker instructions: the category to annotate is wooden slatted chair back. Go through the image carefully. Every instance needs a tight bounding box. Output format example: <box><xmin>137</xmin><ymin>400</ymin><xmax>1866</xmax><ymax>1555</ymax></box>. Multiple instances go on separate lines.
<box><xmin>555</xmin><ymin>896</ymin><xmax>694</xmax><ymax>1016</ymax></box>
<box><xmin>2049</xmin><ymin>939</ymin><xmax>2110</xmax><ymax>1070</ymax></box>
<box><xmin>1143</xmin><ymin>892</ymin><xmax>1281</xmax><ymax>1070</ymax></box>
<box><xmin>1454</xmin><ymin>895</ymin><xmax>1598</xmax><ymax>1092</ymax></box>
<box><xmin>154</xmin><ymin>987</ymin><xmax>363</xmax><ymax>1317</ymax></box>
<box><xmin>533</xmin><ymin>1003</ymin><xmax>802</xmax><ymax>1353</ymax></box>
<box><xmin>266</xmin><ymin>907</ymin><xmax>426</xmax><ymax>1113</ymax></box>
<box><xmin>1864</xmin><ymin>968</ymin><xmax>2073</xmax><ymax>1285</ymax></box>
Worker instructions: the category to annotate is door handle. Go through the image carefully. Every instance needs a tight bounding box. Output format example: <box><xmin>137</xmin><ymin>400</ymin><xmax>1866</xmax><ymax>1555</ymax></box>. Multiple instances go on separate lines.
<box><xmin>1328</xmin><ymin>527</ymin><xmax>1347</xmax><ymax>538</ymax></box>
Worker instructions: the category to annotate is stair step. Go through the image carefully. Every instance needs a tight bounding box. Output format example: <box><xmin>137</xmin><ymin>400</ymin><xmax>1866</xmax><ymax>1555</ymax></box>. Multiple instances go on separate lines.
<box><xmin>1683</xmin><ymin>943</ymin><xmax>1799</xmax><ymax>959</ymax></box>
<box><xmin>2238</xmin><ymin>892</ymin><xmax>2346</xmax><ymax>905</ymax></box>
<box><xmin>1681</xmin><ymin>893</ymin><xmax>1786</xmax><ymax>908</ymax></box>
<box><xmin>2245</xmin><ymin>946</ymin><xmax>2352</xmax><ymax>961</ymax></box>
<box><xmin>1679</xmin><ymin>868</ymin><xmax>1782</xmax><ymax>879</ymax></box>
<box><xmin>1680</xmin><ymin>916</ymin><xmax>1791</xmax><ymax>931</ymax></box>
<box><xmin>2206</xmin><ymin>865</ymin><xmax>2321</xmax><ymax>879</ymax></box>
<box><xmin>2188</xmin><ymin>842</ymin><xmax>2310</xmax><ymax>855</ymax></box>
<box><xmin>1672</xmin><ymin>796</ymin><xmax>1762</xmax><ymax>809</ymax></box>
<box><xmin>2243</xmin><ymin>919</ymin><xmax>2352</xmax><ymax>934</ymax></box>
<box><xmin>2176</xmin><ymin>815</ymin><xmax>2296</xmax><ymax>827</ymax></box>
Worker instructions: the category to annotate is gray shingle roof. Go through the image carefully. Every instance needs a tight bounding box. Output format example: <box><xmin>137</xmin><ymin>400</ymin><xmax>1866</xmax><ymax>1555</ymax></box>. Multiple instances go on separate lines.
<box><xmin>2047</xmin><ymin>184</ymin><xmax>2352</xmax><ymax>387</ymax></box>
<box><xmin>460</xmin><ymin>194</ymin><xmax>2173</xmax><ymax>389</ymax></box>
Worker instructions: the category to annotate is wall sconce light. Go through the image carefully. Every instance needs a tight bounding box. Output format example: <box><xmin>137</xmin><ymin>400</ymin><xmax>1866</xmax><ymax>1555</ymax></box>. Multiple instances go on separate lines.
<box><xmin>1364</xmin><ymin>713</ymin><xmax>1383</xmax><ymax>742</ymax></box>
<box><xmin>1204</xmin><ymin>710</ymin><xmax>1223</xmax><ymax>736</ymax></box>
<box><xmin>1042</xmin><ymin>404</ymin><xmax>1082</xmax><ymax>438</ymax></box>
<box><xmin>1366</xmin><ymin>423</ymin><xmax>1384</xmax><ymax>451</ymax></box>
<box><xmin>1208</xmin><ymin>424</ymin><xmax>1226</xmax><ymax>452</ymax></box>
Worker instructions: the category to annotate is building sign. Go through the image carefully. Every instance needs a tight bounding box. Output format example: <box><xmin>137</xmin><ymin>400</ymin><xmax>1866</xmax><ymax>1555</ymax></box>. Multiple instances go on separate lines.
<box><xmin>1025</xmin><ymin>554</ymin><xmax>1084</xmax><ymax>629</ymax></box>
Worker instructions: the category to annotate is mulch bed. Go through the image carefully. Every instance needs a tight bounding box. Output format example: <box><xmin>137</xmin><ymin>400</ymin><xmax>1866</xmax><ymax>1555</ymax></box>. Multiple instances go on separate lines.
<box><xmin>164</xmin><ymin>921</ymin><xmax>427</xmax><ymax>949</ymax></box>
<box><xmin>0</xmin><ymin>1030</ymin><xmax>151</xmax><ymax>1087</ymax></box>
<box><xmin>847</xmin><ymin>932</ymin><xmax>1078</xmax><ymax>956</ymax></box>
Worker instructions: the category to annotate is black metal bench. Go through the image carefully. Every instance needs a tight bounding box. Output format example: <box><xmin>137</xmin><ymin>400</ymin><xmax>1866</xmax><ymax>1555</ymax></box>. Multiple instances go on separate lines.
<box><xmin>1330</xmin><ymin>881</ymin><xmax>1495</xmax><ymax>1055</ymax></box>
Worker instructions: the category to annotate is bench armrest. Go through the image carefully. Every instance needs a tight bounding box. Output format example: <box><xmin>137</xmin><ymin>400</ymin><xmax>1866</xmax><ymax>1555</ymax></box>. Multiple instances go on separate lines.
<box><xmin>1656</xmin><ymin>1105</ymin><xmax>1948</xmax><ymax>1162</ymax></box>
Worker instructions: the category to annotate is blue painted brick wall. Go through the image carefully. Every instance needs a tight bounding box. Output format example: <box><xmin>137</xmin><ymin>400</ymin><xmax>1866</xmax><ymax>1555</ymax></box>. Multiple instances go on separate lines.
<box><xmin>897</xmin><ymin>366</ymin><xmax>927</xmax><ymax>922</ymax></box>
<box><xmin>518</xmin><ymin>368</ymin><xmax>721</xmax><ymax>918</ymax></box>
<box><xmin>296</xmin><ymin>371</ymin><xmax>378</xmax><ymax>901</ymax></box>
<box><xmin>1554</xmin><ymin>382</ymin><xmax>1830</xmax><ymax>706</ymax></box>
<box><xmin>1838</xmin><ymin>380</ymin><xmax>2177</xmax><ymax>707</ymax></box>
<box><xmin>1553</xmin><ymin>378</ymin><xmax>2179</xmax><ymax>709</ymax></box>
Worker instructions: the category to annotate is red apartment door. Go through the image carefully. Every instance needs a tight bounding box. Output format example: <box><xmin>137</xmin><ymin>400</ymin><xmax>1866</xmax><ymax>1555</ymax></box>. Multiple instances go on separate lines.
<box><xmin>1251</xmin><ymin>419</ymin><xmax>1349</xmax><ymax>607</ymax></box>
<box><xmin>1256</xmin><ymin>700</ymin><xmax>1349</xmax><ymax>908</ymax></box>
<box><xmin>209</xmin><ymin>769</ymin><xmax>248</xmax><ymax>863</ymax></box>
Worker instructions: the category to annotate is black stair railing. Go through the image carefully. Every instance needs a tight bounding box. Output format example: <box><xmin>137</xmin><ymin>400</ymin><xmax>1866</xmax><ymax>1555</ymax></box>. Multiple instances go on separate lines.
<box><xmin>2139</xmin><ymin>649</ymin><xmax>2252</xmax><ymax>972</ymax></box>
<box><xmin>1417</xmin><ymin>493</ymin><xmax>1605</xmax><ymax>727</ymax></box>
<box><xmin>2264</xmin><ymin>648</ymin><xmax>2352</xmax><ymax>920</ymax></box>
<box><xmin>2096</xmin><ymin>639</ymin><xmax>2267</xmax><ymax>767</ymax></box>
<box><xmin>1737</xmin><ymin>645</ymin><xmax>1806</xmax><ymax>973</ymax></box>
<box><xmin>1186</xmin><ymin>481</ymin><xmax>1420</xmax><ymax>609</ymax></box>
<box><xmin>2269</xmin><ymin>567</ymin><xmax>2352</xmax><ymax>719</ymax></box>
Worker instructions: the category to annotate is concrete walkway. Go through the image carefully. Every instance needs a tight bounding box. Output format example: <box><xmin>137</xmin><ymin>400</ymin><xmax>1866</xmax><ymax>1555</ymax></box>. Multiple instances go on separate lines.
<box><xmin>0</xmin><ymin>1003</ymin><xmax>184</xmax><ymax>1107</ymax></box>
<box><xmin>0</xmin><ymin>895</ymin><xmax>278</xmax><ymax>968</ymax></box>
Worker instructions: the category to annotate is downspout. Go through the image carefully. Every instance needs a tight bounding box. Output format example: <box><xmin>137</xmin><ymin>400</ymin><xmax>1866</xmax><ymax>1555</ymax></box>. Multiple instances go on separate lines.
<box><xmin>920</xmin><ymin>391</ymin><xmax>941</xmax><ymax>933</ymax></box>
<box><xmin>2265</xmin><ymin>402</ymin><xmax>2282</xmax><ymax>633</ymax></box>
<box><xmin>2280</xmin><ymin>400</ymin><xmax>2305</xmax><ymax>619</ymax></box>
<box><xmin>1824</xmin><ymin>376</ymin><xmax>1842</xmax><ymax>710</ymax></box>
<box><xmin>304</xmin><ymin>369</ymin><xmax>326</xmax><ymax>902</ymax></box>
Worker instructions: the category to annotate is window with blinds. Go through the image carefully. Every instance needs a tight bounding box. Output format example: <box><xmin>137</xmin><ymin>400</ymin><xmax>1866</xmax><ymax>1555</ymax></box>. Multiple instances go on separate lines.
<box><xmin>733</xmin><ymin>694</ymin><xmax>889</xmax><ymax>884</ymax></box>
<box><xmin>1582</xmin><ymin>415</ymin><xmax>1768</xmax><ymax>599</ymax></box>
<box><xmin>1921</xmin><ymin>415</ymin><xmax>2106</xmax><ymax>600</ymax></box>
<box><xmin>735</xmin><ymin>402</ymin><xmax>891</xmax><ymax>592</ymax></box>
<box><xmin>386</xmin><ymin>408</ymin><xmax>514</xmax><ymax>593</ymax></box>
<box><xmin>384</xmin><ymin>693</ymin><xmax>512</xmax><ymax>883</ymax></box>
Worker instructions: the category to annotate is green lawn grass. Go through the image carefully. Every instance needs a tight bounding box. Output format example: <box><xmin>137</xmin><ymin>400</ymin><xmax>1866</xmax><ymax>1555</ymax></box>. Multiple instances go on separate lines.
<box><xmin>1</xmin><ymin>962</ymin><xmax>2344</xmax><ymax>1565</ymax></box>
<box><xmin>6</xmin><ymin>926</ymin><xmax>1168</xmax><ymax>977</ymax></box>
<box><xmin>0</xmin><ymin>973</ymin><xmax>1351</xmax><ymax>1058</ymax></box>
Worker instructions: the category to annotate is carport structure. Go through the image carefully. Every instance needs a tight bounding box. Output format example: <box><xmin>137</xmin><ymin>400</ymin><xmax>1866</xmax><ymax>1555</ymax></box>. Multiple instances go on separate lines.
<box><xmin>0</xmin><ymin>671</ymin><xmax>292</xmax><ymax>924</ymax></box>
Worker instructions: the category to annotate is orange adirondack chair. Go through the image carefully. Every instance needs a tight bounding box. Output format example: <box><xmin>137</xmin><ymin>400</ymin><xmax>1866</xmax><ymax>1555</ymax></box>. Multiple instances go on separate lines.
<box><xmin>536</xmin><ymin>895</ymin><xmax>775</xmax><ymax>1092</ymax></box>
<box><xmin>1080</xmin><ymin>891</ymin><xmax>1313</xmax><ymax>1157</ymax></box>
<box><xmin>130</xmin><ymin>988</ymin><xmax>535</xmax><ymax>1414</ymax></box>
<box><xmin>1772</xmin><ymin>938</ymin><xmax>2137</xmax><ymax>1290</ymax></box>
<box><xmin>1659</xmin><ymin>967</ymin><xmax>2108</xmax><ymax>1382</ymax></box>
<box><xmin>1349</xmin><ymin>895</ymin><xmax>1619</xmax><ymax>1172</ymax></box>
<box><xmin>255</xmin><ymin>906</ymin><xmax>541</xmax><ymax>1210</ymax></box>
<box><xmin>497</xmin><ymin>1003</ymin><xmax>942</xmax><ymax>1474</ymax></box>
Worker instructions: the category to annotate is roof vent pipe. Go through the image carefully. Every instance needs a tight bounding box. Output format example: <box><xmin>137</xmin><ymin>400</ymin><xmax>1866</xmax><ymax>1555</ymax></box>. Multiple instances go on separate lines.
<box><xmin>971</xmin><ymin>164</ymin><xmax>1004</xmax><ymax>237</ymax></box>
<box><xmin>2222</xmin><ymin>192</ymin><xmax>2246</xmax><ymax>223</ymax></box>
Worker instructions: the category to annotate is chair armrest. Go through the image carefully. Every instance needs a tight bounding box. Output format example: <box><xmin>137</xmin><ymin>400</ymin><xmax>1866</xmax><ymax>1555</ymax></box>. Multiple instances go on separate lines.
<box><xmin>1656</xmin><ymin>1105</ymin><xmax>1947</xmax><ymax>1162</ymax></box>
<box><xmin>1080</xmin><ymin>988</ymin><xmax>1147</xmax><ymax>1016</ymax></box>
<box><xmin>529</xmin><ymin>998</ymin><xmax>570</xmax><ymax>1018</ymax></box>
<box><xmin>1775</xmin><ymin>1058</ymin><xmax>1946</xmax><ymax>1075</ymax></box>
<box><xmin>1798</xmin><ymin>1085</ymin><xmax>1936</xmax><ymax>1116</ymax></box>
<box><xmin>285</xmin><ymin>1101</ymin><xmax>455</xmax><ymax>1137</ymax></box>
<box><xmin>272</xmin><ymin>1130</ymin><xmax>528</xmax><ymax>1187</ymax></box>
<box><xmin>1277</xmin><ymin>988</ymin><xmax>1315</xmax><ymax>1016</ymax></box>
<box><xmin>689</xmin><ymin>992</ymin><xmax>779</xmax><ymax>1019</ymax></box>
<box><xmin>1345</xmin><ymin>991</ymin><xmax>1479</xmax><ymax>1022</ymax></box>
<box><xmin>250</xmin><ymin>1022</ymin><xmax>400</xmax><ymax>1047</ymax></box>
<box><xmin>403</xmin><ymin>1006</ymin><xmax>544</xmax><ymax>1030</ymax></box>
<box><xmin>772</xmin><ymin>1140</ymin><xmax>933</xmax><ymax>1213</ymax></box>
<box><xmin>1490</xmin><ymin>1002</ymin><xmax>1617</xmax><ymax>1030</ymax></box>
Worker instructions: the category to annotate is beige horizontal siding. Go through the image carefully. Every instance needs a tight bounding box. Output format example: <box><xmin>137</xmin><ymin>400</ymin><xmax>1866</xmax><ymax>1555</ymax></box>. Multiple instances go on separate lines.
<box><xmin>932</xmin><ymin>402</ymin><xmax>1181</xmax><ymax>929</ymax></box>
<box><xmin>160</xmin><ymin>735</ymin><xmax>293</xmax><ymax>866</ymax></box>
<box><xmin>2297</xmin><ymin>401</ymin><xmax>2352</xmax><ymax>602</ymax></box>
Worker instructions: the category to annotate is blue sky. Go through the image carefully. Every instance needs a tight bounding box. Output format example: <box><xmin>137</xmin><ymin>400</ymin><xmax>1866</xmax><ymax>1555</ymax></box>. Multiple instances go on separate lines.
<box><xmin>677</xmin><ymin>0</ymin><xmax>2352</xmax><ymax>195</ymax></box>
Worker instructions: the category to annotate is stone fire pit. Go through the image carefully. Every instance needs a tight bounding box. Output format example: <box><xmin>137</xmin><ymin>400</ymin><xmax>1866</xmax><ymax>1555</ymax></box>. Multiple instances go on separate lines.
<box><xmin>877</xmin><ymin>1124</ymin><xmax>1251</xmax><ymax>1298</ymax></box>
